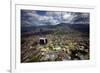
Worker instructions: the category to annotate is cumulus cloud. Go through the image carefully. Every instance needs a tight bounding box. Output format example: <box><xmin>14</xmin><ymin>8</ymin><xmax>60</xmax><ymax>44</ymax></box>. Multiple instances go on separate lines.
<box><xmin>21</xmin><ymin>10</ymin><xmax>89</xmax><ymax>27</ymax></box>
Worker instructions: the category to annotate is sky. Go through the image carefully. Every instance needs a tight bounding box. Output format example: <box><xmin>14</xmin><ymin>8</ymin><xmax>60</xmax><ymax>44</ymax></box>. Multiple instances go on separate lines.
<box><xmin>21</xmin><ymin>10</ymin><xmax>90</xmax><ymax>27</ymax></box>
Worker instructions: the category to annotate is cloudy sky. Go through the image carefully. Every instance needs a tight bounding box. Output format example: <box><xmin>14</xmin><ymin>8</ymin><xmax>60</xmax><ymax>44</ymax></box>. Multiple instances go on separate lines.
<box><xmin>21</xmin><ymin>10</ymin><xmax>90</xmax><ymax>27</ymax></box>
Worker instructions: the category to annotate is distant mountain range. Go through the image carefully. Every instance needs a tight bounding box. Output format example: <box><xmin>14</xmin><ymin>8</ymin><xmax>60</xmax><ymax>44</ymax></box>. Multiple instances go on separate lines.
<box><xmin>21</xmin><ymin>23</ymin><xmax>89</xmax><ymax>37</ymax></box>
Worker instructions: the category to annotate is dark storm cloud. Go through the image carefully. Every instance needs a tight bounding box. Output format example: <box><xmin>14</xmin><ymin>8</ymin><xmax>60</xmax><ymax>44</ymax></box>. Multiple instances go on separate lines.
<box><xmin>21</xmin><ymin>10</ymin><xmax>89</xmax><ymax>27</ymax></box>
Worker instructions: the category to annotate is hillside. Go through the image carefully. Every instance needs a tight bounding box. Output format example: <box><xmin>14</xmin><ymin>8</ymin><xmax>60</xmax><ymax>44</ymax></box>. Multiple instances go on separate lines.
<box><xmin>21</xmin><ymin>23</ymin><xmax>89</xmax><ymax>63</ymax></box>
